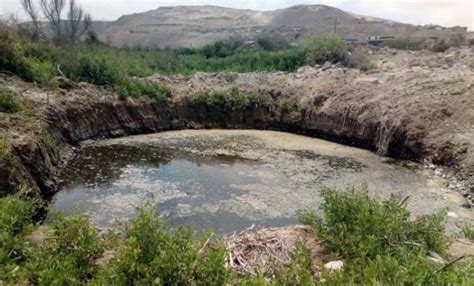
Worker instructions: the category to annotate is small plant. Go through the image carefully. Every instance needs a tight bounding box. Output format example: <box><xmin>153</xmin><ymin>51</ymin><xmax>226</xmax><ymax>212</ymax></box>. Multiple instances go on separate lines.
<box><xmin>461</xmin><ymin>223</ymin><xmax>474</xmax><ymax>240</ymax></box>
<box><xmin>279</xmin><ymin>97</ymin><xmax>298</xmax><ymax>114</ymax></box>
<box><xmin>0</xmin><ymin>87</ymin><xmax>21</xmax><ymax>113</ymax></box>
<box><xmin>347</xmin><ymin>47</ymin><xmax>376</xmax><ymax>71</ymax></box>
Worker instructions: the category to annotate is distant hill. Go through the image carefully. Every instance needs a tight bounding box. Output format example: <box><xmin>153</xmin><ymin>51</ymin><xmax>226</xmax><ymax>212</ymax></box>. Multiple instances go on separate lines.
<box><xmin>91</xmin><ymin>5</ymin><xmax>467</xmax><ymax>49</ymax></box>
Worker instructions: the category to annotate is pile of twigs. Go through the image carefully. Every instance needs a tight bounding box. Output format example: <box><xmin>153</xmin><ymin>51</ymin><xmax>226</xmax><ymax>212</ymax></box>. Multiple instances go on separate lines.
<box><xmin>224</xmin><ymin>224</ymin><xmax>301</xmax><ymax>276</ymax></box>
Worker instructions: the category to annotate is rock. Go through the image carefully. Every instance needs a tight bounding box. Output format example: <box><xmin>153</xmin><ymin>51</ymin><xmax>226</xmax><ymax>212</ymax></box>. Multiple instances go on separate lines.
<box><xmin>461</xmin><ymin>202</ymin><xmax>472</xmax><ymax>209</ymax></box>
<box><xmin>357</xmin><ymin>78</ymin><xmax>379</xmax><ymax>84</ymax></box>
<box><xmin>324</xmin><ymin>260</ymin><xmax>344</xmax><ymax>271</ymax></box>
<box><xmin>427</xmin><ymin>256</ymin><xmax>446</xmax><ymax>268</ymax></box>
<box><xmin>447</xmin><ymin>212</ymin><xmax>458</xmax><ymax>218</ymax></box>
<box><xmin>322</xmin><ymin>61</ymin><xmax>332</xmax><ymax>71</ymax></box>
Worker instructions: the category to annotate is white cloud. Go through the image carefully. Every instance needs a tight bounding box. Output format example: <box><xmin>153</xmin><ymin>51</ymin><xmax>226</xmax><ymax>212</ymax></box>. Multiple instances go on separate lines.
<box><xmin>1</xmin><ymin>0</ymin><xmax>472</xmax><ymax>30</ymax></box>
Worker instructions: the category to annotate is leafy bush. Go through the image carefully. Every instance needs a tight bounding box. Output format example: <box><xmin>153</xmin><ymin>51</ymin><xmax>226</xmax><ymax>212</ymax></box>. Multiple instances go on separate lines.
<box><xmin>0</xmin><ymin>196</ymin><xmax>36</xmax><ymax>283</ymax></box>
<box><xmin>93</xmin><ymin>204</ymin><xmax>230</xmax><ymax>285</ymax></box>
<box><xmin>0</xmin><ymin>26</ymin><xmax>31</xmax><ymax>79</ymax></box>
<box><xmin>298</xmin><ymin>188</ymin><xmax>474</xmax><ymax>285</ymax></box>
<box><xmin>0</xmin><ymin>86</ymin><xmax>21</xmax><ymax>113</ymax></box>
<box><xmin>116</xmin><ymin>78</ymin><xmax>171</xmax><ymax>102</ymax></box>
<box><xmin>279</xmin><ymin>97</ymin><xmax>298</xmax><ymax>114</ymax></box>
<box><xmin>24</xmin><ymin>213</ymin><xmax>104</xmax><ymax>285</ymax></box>
<box><xmin>301</xmin><ymin>36</ymin><xmax>350</xmax><ymax>65</ymax></box>
<box><xmin>300</xmin><ymin>187</ymin><xmax>447</xmax><ymax>259</ymax></box>
<box><xmin>74</xmin><ymin>55</ymin><xmax>122</xmax><ymax>86</ymax></box>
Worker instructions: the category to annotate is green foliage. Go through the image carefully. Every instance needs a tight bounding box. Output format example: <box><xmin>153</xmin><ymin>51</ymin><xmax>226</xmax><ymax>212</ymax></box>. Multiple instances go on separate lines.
<box><xmin>0</xmin><ymin>86</ymin><xmax>21</xmax><ymax>113</ymax></box>
<box><xmin>301</xmin><ymin>36</ymin><xmax>350</xmax><ymax>65</ymax></box>
<box><xmin>0</xmin><ymin>26</ymin><xmax>31</xmax><ymax>78</ymax></box>
<box><xmin>93</xmin><ymin>204</ymin><xmax>230</xmax><ymax>285</ymax></box>
<box><xmin>0</xmin><ymin>196</ymin><xmax>36</xmax><ymax>283</ymax></box>
<box><xmin>1</xmin><ymin>190</ymin><xmax>473</xmax><ymax>285</ymax></box>
<box><xmin>461</xmin><ymin>223</ymin><xmax>474</xmax><ymax>240</ymax></box>
<box><xmin>74</xmin><ymin>55</ymin><xmax>122</xmax><ymax>86</ymax></box>
<box><xmin>279</xmin><ymin>98</ymin><xmax>298</xmax><ymax>114</ymax></box>
<box><xmin>193</xmin><ymin>87</ymin><xmax>270</xmax><ymax>111</ymax></box>
<box><xmin>299</xmin><ymin>188</ymin><xmax>474</xmax><ymax>285</ymax></box>
<box><xmin>116</xmin><ymin>78</ymin><xmax>171</xmax><ymax>102</ymax></box>
<box><xmin>24</xmin><ymin>213</ymin><xmax>104</xmax><ymax>285</ymax></box>
<box><xmin>300</xmin><ymin>187</ymin><xmax>447</xmax><ymax>259</ymax></box>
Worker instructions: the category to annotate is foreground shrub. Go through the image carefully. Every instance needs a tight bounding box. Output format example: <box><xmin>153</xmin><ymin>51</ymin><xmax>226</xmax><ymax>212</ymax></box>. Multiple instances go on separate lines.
<box><xmin>93</xmin><ymin>204</ymin><xmax>230</xmax><ymax>285</ymax></box>
<box><xmin>299</xmin><ymin>188</ymin><xmax>473</xmax><ymax>285</ymax></box>
<box><xmin>2</xmin><ymin>188</ymin><xmax>472</xmax><ymax>285</ymax></box>
<box><xmin>23</xmin><ymin>213</ymin><xmax>104</xmax><ymax>285</ymax></box>
<box><xmin>300</xmin><ymin>187</ymin><xmax>447</xmax><ymax>259</ymax></box>
<box><xmin>0</xmin><ymin>196</ymin><xmax>36</xmax><ymax>283</ymax></box>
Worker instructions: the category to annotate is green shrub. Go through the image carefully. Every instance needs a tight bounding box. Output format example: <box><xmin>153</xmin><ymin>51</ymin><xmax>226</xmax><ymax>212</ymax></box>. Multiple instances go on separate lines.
<box><xmin>0</xmin><ymin>196</ymin><xmax>36</xmax><ymax>283</ymax></box>
<box><xmin>300</xmin><ymin>187</ymin><xmax>447</xmax><ymax>259</ymax></box>
<box><xmin>193</xmin><ymin>87</ymin><xmax>270</xmax><ymax>112</ymax></box>
<box><xmin>0</xmin><ymin>26</ymin><xmax>31</xmax><ymax>79</ymax></box>
<box><xmin>461</xmin><ymin>224</ymin><xmax>474</xmax><ymax>240</ymax></box>
<box><xmin>0</xmin><ymin>86</ymin><xmax>24</xmax><ymax>113</ymax></box>
<box><xmin>116</xmin><ymin>78</ymin><xmax>171</xmax><ymax>102</ymax></box>
<box><xmin>298</xmin><ymin>188</ymin><xmax>474</xmax><ymax>285</ymax></box>
<box><xmin>23</xmin><ymin>213</ymin><xmax>104</xmax><ymax>285</ymax></box>
<box><xmin>279</xmin><ymin>97</ymin><xmax>298</xmax><ymax>114</ymax></box>
<box><xmin>23</xmin><ymin>58</ymin><xmax>56</xmax><ymax>85</ymax></box>
<box><xmin>74</xmin><ymin>55</ymin><xmax>122</xmax><ymax>85</ymax></box>
<box><xmin>301</xmin><ymin>36</ymin><xmax>349</xmax><ymax>65</ymax></box>
<box><xmin>93</xmin><ymin>204</ymin><xmax>230</xmax><ymax>285</ymax></box>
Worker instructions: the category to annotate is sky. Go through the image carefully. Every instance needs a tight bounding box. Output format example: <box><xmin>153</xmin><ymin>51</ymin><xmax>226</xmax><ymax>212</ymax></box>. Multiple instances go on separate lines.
<box><xmin>1</xmin><ymin>0</ymin><xmax>473</xmax><ymax>30</ymax></box>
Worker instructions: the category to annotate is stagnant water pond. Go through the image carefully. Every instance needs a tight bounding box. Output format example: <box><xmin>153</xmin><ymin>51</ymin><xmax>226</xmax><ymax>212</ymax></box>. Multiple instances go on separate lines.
<box><xmin>53</xmin><ymin>130</ymin><xmax>471</xmax><ymax>233</ymax></box>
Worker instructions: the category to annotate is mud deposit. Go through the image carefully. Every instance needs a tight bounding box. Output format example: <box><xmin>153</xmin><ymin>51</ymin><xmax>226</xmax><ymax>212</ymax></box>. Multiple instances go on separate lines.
<box><xmin>53</xmin><ymin>130</ymin><xmax>471</xmax><ymax>233</ymax></box>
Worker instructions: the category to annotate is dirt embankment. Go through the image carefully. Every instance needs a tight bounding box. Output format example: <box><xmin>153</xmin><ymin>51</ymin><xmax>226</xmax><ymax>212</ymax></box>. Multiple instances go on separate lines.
<box><xmin>0</xmin><ymin>47</ymin><xmax>473</xmax><ymax>200</ymax></box>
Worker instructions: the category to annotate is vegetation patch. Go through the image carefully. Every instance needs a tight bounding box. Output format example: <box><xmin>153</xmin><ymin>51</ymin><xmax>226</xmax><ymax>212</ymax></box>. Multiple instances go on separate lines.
<box><xmin>1</xmin><ymin>188</ymin><xmax>472</xmax><ymax>285</ymax></box>
<box><xmin>279</xmin><ymin>97</ymin><xmax>299</xmax><ymax>114</ymax></box>
<box><xmin>116</xmin><ymin>78</ymin><xmax>171</xmax><ymax>102</ymax></box>
<box><xmin>193</xmin><ymin>87</ymin><xmax>271</xmax><ymax>111</ymax></box>
<box><xmin>299</xmin><ymin>188</ymin><xmax>473</xmax><ymax>285</ymax></box>
<box><xmin>0</xmin><ymin>86</ymin><xmax>22</xmax><ymax>113</ymax></box>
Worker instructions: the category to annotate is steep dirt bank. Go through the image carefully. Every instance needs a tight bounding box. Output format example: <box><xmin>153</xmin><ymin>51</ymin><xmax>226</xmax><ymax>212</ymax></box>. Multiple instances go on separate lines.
<box><xmin>0</xmin><ymin>47</ymin><xmax>472</xmax><ymax>201</ymax></box>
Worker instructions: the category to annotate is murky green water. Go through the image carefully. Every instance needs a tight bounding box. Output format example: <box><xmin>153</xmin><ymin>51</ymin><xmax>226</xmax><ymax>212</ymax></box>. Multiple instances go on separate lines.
<box><xmin>52</xmin><ymin>130</ymin><xmax>471</xmax><ymax>233</ymax></box>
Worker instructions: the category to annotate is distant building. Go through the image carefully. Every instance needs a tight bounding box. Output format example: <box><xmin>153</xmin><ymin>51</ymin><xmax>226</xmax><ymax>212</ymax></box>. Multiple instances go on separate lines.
<box><xmin>367</xmin><ymin>36</ymin><xmax>395</xmax><ymax>46</ymax></box>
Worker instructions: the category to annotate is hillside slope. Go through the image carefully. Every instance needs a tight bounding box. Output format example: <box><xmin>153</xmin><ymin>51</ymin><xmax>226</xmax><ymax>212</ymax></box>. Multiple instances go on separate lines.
<box><xmin>97</xmin><ymin>5</ymin><xmax>418</xmax><ymax>49</ymax></box>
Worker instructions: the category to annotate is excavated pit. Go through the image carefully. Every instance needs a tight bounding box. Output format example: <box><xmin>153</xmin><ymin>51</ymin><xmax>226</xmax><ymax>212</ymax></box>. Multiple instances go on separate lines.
<box><xmin>52</xmin><ymin>130</ymin><xmax>472</xmax><ymax>233</ymax></box>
